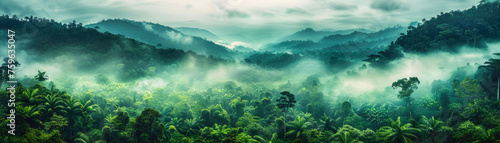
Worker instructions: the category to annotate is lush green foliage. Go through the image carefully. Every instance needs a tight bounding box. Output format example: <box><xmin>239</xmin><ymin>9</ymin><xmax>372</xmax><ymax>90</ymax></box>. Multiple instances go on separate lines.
<box><xmin>1</xmin><ymin>1</ymin><xmax>500</xmax><ymax>143</ymax></box>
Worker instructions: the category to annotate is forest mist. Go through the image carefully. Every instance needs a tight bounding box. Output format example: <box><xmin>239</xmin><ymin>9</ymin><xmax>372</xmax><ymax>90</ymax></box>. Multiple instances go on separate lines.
<box><xmin>12</xmin><ymin>39</ymin><xmax>500</xmax><ymax>107</ymax></box>
<box><xmin>2</xmin><ymin>1</ymin><xmax>500</xmax><ymax>143</ymax></box>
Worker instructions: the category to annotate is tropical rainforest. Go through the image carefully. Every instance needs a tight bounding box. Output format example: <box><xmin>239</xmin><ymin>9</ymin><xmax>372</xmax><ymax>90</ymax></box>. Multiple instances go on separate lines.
<box><xmin>1</xmin><ymin>0</ymin><xmax>500</xmax><ymax>143</ymax></box>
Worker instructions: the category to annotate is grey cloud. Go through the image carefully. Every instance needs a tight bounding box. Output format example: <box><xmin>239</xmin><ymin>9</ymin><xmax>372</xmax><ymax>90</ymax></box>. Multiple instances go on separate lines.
<box><xmin>213</xmin><ymin>0</ymin><xmax>251</xmax><ymax>18</ymax></box>
<box><xmin>329</xmin><ymin>2</ymin><xmax>358</xmax><ymax>10</ymax></box>
<box><xmin>260</xmin><ymin>11</ymin><xmax>275</xmax><ymax>17</ymax></box>
<box><xmin>286</xmin><ymin>8</ymin><xmax>311</xmax><ymax>15</ymax></box>
<box><xmin>0</xmin><ymin>1</ymin><xmax>36</xmax><ymax>16</ymax></box>
<box><xmin>54</xmin><ymin>1</ymin><xmax>139</xmax><ymax>23</ymax></box>
<box><xmin>370</xmin><ymin>0</ymin><xmax>410</xmax><ymax>12</ymax></box>
<box><xmin>226</xmin><ymin>10</ymin><xmax>250</xmax><ymax>18</ymax></box>
<box><xmin>1</xmin><ymin>0</ymin><xmax>139</xmax><ymax>24</ymax></box>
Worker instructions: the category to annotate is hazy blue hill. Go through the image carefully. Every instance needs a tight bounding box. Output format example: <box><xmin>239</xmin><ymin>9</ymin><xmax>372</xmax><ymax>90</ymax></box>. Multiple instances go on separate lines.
<box><xmin>320</xmin><ymin>26</ymin><xmax>405</xmax><ymax>45</ymax></box>
<box><xmin>279</xmin><ymin>28</ymin><xmax>333</xmax><ymax>41</ymax></box>
<box><xmin>232</xmin><ymin>45</ymin><xmax>255</xmax><ymax>52</ymax></box>
<box><xmin>322</xmin><ymin>28</ymin><xmax>372</xmax><ymax>35</ymax></box>
<box><xmin>85</xmin><ymin>19</ymin><xmax>232</xmax><ymax>59</ymax></box>
<box><xmin>174</xmin><ymin>27</ymin><xmax>221</xmax><ymax>41</ymax></box>
<box><xmin>265</xmin><ymin>26</ymin><xmax>405</xmax><ymax>52</ymax></box>
<box><xmin>279</xmin><ymin>28</ymin><xmax>371</xmax><ymax>42</ymax></box>
<box><xmin>319</xmin><ymin>31</ymin><xmax>368</xmax><ymax>45</ymax></box>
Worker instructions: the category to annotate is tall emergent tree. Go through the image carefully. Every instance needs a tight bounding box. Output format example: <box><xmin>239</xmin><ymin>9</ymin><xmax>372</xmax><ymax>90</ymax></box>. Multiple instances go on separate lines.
<box><xmin>276</xmin><ymin>91</ymin><xmax>297</xmax><ymax>139</ymax></box>
<box><xmin>392</xmin><ymin>77</ymin><xmax>420</xmax><ymax>118</ymax></box>
<box><xmin>479</xmin><ymin>53</ymin><xmax>500</xmax><ymax>100</ymax></box>
<box><xmin>34</xmin><ymin>70</ymin><xmax>49</xmax><ymax>82</ymax></box>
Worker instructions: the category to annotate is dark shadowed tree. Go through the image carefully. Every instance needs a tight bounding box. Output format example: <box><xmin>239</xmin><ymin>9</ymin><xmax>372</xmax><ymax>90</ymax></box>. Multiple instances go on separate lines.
<box><xmin>276</xmin><ymin>91</ymin><xmax>297</xmax><ymax>140</ymax></box>
<box><xmin>132</xmin><ymin>108</ymin><xmax>165</xmax><ymax>143</ymax></box>
<box><xmin>479</xmin><ymin>53</ymin><xmax>500</xmax><ymax>100</ymax></box>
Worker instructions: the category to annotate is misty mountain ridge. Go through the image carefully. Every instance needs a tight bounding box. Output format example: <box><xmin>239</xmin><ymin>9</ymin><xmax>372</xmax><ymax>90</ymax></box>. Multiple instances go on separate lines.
<box><xmin>232</xmin><ymin>45</ymin><xmax>256</xmax><ymax>52</ymax></box>
<box><xmin>265</xmin><ymin>25</ymin><xmax>406</xmax><ymax>52</ymax></box>
<box><xmin>174</xmin><ymin>27</ymin><xmax>221</xmax><ymax>41</ymax></box>
<box><xmin>85</xmin><ymin>19</ymin><xmax>233</xmax><ymax>59</ymax></box>
<box><xmin>320</xmin><ymin>25</ymin><xmax>406</xmax><ymax>44</ymax></box>
<box><xmin>279</xmin><ymin>27</ymin><xmax>372</xmax><ymax>42</ymax></box>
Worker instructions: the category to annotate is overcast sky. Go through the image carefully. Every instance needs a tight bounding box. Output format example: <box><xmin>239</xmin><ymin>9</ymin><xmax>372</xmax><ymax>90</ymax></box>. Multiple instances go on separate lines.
<box><xmin>1</xmin><ymin>0</ymin><xmax>480</xmax><ymax>46</ymax></box>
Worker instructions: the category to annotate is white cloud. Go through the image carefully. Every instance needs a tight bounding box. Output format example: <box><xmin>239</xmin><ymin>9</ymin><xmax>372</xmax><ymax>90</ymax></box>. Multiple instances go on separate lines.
<box><xmin>142</xmin><ymin>22</ymin><xmax>154</xmax><ymax>32</ymax></box>
<box><xmin>215</xmin><ymin>41</ymin><xmax>251</xmax><ymax>50</ymax></box>
<box><xmin>163</xmin><ymin>31</ymin><xmax>193</xmax><ymax>45</ymax></box>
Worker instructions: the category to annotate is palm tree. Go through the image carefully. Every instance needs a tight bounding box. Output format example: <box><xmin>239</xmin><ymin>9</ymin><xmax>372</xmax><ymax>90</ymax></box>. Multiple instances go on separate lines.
<box><xmin>479</xmin><ymin>53</ymin><xmax>500</xmax><ymax>100</ymax></box>
<box><xmin>167</xmin><ymin>117</ymin><xmax>184</xmax><ymax>133</ymax></box>
<box><xmin>333</xmin><ymin>131</ymin><xmax>358</xmax><ymax>143</ymax></box>
<box><xmin>80</xmin><ymin>100</ymin><xmax>97</xmax><ymax>114</ymax></box>
<box><xmin>74</xmin><ymin>131</ymin><xmax>106</xmax><ymax>143</ymax></box>
<box><xmin>42</xmin><ymin>93</ymin><xmax>66</xmax><ymax>119</ymax></box>
<box><xmin>79</xmin><ymin>113</ymin><xmax>94</xmax><ymax>131</ymax></box>
<box><xmin>185</xmin><ymin>118</ymin><xmax>199</xmax><ymax>136</ymax></box>
<box><xmin>210</xmin><ymin>123</ymin><xmax>229</xmax><ymax>141</ymax></box>
<box><xmin>65</xmin><ymin>97</ymin><xmax>82</xmax><ymax>137</ymax></box>
<box><xmin>286</xmin><ymin>116</ymin><xmax>312</xmax><ymax>139</ymax></box>
<box><xmin>34</xmin><ymin>70</ymin><xmax>49</xmax><ymax>81</ymax></box>
<box><xmin>319</xmin><ymin>114</ymin><xmax>336</xmax><ymax>131</ymax></box>
<box><xmin>17</xmin><ymin>106</ymin><xmax>42</xmax><ymax>127</ymax></box>
<box><xmin>20</xmin><ymin>88</ymin><xmax>39</xmax><ymax>106</ymax></box>
<box><xmin>376</xmin><ymin>117</ymin><xmax>421</xmax><ymax>143</ymax></box>
<box><xmin>419</xmin><ymin>116</ymin><xmax>452</xmax><ymax>143</ymax></box>
<box><xmin>105</xmin><ymin>97</ymin><xmax>119</xmax><ymax>110</ymax></box>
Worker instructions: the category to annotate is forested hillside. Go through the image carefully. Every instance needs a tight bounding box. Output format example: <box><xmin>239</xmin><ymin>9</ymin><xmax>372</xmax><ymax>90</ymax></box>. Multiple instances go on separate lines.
<box><xmin>364</xmin><ymin>1</ymin><xmax>500</xmax><ymax>67</ymax></box>
<box><xmin>86</xmin><ymin>19</ymin><xmax>233</xmax><ymax>59</ymax></box>
<box><xmin>0</xmin><ymin>15</ymin><xmax>230</xmax><ymax>81</ymax></box>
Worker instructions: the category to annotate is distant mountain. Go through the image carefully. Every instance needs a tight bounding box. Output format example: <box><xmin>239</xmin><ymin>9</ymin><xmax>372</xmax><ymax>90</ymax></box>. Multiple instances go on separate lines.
<box><xmin>232</xmin><ymin>46</ymin><xmax>255</xmax><ymax>52</ymax></box>
<box><xmin>174</xmin><ymin>27</ymin><xmax>220</xmax><ymax>41</ymax></box>
<box><xmin>322</xmin><ymin>28</ymin><xmax>373</xmax><ymax>35</ymax></box>
<box><xmin>279</xmin><ymin>28</ymin><xmax>371</xmax><ymax>42</ymax></box>
<box><xmin>319</xmin><ymin>26</ymin><xmax>406</xmax><ymax>45</ymax></box>
<box><xmin>86</xmin><ymin>19</ymin><xmax>232</xmax><ymax>59</ymax></box>
<box><xmin>265</xmin><ymin>26</ymin><xmax>405</xmax><ymax>52</ymax></box>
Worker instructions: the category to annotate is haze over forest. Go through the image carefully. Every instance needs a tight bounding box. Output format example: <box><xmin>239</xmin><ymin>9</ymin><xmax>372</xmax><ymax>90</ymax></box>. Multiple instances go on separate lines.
<box><xmin>1</xmin><ymin>0</ymin><xmax>500</xmax><ymax>143</ymax></box>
